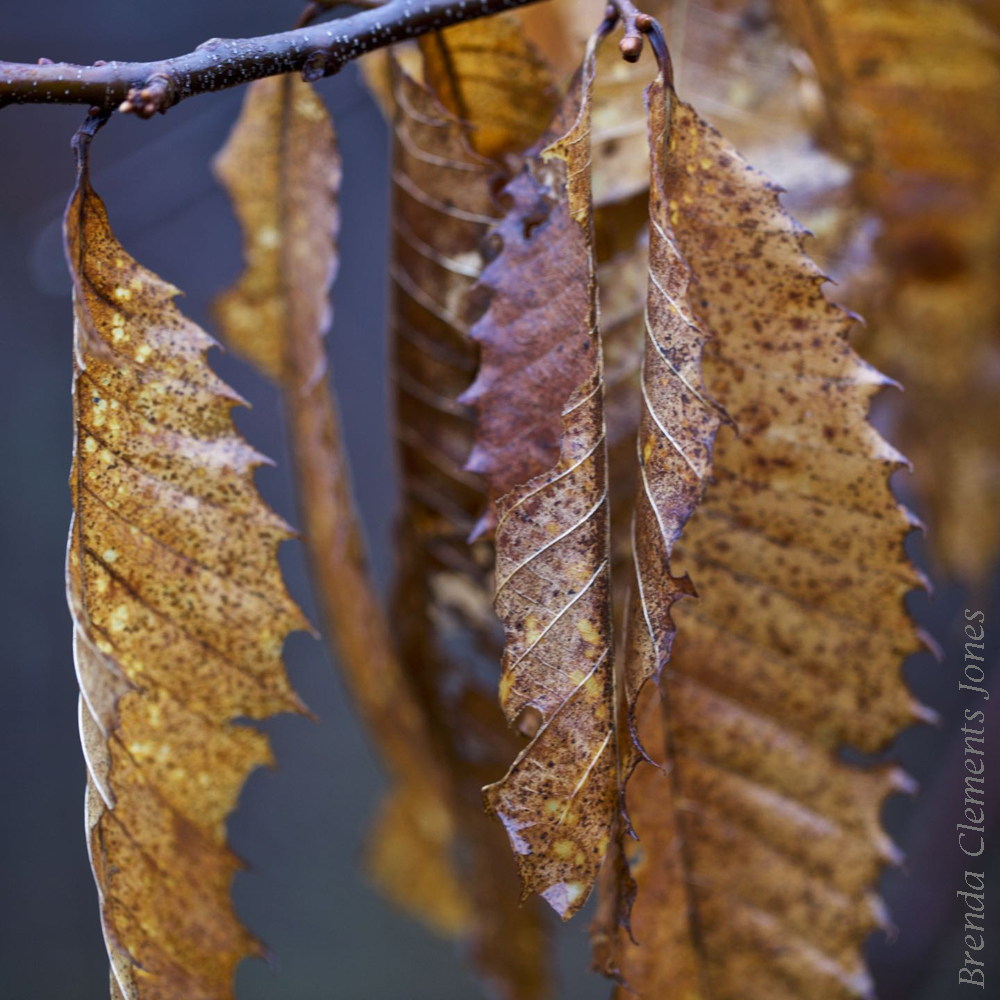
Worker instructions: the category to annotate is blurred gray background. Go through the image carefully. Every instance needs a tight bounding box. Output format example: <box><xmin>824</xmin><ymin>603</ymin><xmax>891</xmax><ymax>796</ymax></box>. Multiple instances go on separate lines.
<box><xmin>0</xmin><ymin>2</ymin><xmax>996</xmax><ymax>998</ymax></box>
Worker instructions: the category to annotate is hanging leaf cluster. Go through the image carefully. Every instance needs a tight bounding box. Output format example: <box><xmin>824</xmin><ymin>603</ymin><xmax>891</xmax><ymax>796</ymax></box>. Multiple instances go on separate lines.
<box><xmin>50</xmin><ymin>0</ymin><xmax>997</xmax><ymax>997</ymax></box>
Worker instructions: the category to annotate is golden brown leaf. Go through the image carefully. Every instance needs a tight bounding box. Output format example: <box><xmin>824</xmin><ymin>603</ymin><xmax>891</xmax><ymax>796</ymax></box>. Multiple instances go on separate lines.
<box><xmin>619</xmin><ymin>74</ymin><xmax>724</xmax><ymax>770</ymax></box>
<box><xmin>366</xmin><ymin>784</ymin><xmax>472</xmax><ymax>936</ymax></box>
<box><xmin>778</xmin><ymin>0</ymin><xmax>1000</xmax><ymax>584</ymax></box>
<box><xmin>468</xmin><ymin>43</ymin><xmax>620</xmax><ymax>920</ymax></box>
<box><xmin>212</xmin><ymin>75</ymin><xmax>336</xmax><ymax>381</ymax></box>
<box><xmin>66</xmin><ymin>127</ymin><xmax>306</xmax><ymax>999</ymax></box>
<box><xmin>211</xmin><ymin>74</ymin><xmax>473</xmax><ymax>933</ymax></box>
<box><xmin>419</xmin><ymin>13</ymin><xmax>557</xmax><ymax>159</ymax></box>
<box><xmin>586</xmin><ymin>64</ymin><xmax>726</xmax><ymax>980</ymax></box>
<box><xmin>607</xmin><ymin>79</ymin><xmax>928</xmax><ymax>999</ymax></box>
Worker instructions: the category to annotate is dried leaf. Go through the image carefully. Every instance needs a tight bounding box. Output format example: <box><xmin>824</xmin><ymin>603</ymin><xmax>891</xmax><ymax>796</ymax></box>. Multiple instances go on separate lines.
<box><xmin>376</xmin><ymin>26</ymin><xmax>558</xmax><ymax>997</ymax></box>
<box><xmin>212</xmin><ymin>75</ymin><xmax>336</xmax><ymax>381</ymax></box>
<box><xmin>526</xmin><ymin>0</ymin><xmax>867</xmax><ymax>274</ymax></box>
<box><xmin>419</xmin><ymin>14</ymin><xmax>557</xmax><ymax>159</ymax></box>
<box><xmin>581</xmin><ymin>65</ymin><xmax>727</xmax><ymax>980</ymax></box>
<box><xmin>778</xmin><ymin>0</ymin><xmax>1000</xmax><ymax>583</ymax></box>
<box><xmin>519</xmin><ymin>7</ymin><xmax>657</xmax><ymax>638</ymax></box>
<box><xmin>211</xmin><ymin>74</ymin><xmax>473</xmax><ymax>933</ymax></box>
<box><xmin>462</xmin><ymin>163</ymin><xmax>601</xmax><ymax>501</ymax></box>
<box><xmin>66</xmin><ymin>131</ymin><xmax>306</xmax><ymax>999</ymax></box>
<box><xmin>521</xmin><ymin>4</ymin><xmax>869</xmax><ymax>648</ymax></box>
<box><xmin>467</xmin><ymin>43</ymin><xmax>620</xmax><ymax>919</ymax></box>
<box><xmin>366</xmin><ymin>784</ymin><xmax>472</xmax><ymax>936</ymax></box>
<box><xmin>619</xmin><ymin>74</ymin><xmax>725</xmax><ymax>772</ymax></box>
<box><xmin>588</xmin><ymin>56</ymin><xmax>654</xmax><ymax>641</ymax></box>
<box><xmin>607</xmin><ymin>79</ymin><xmax>927</xmax><ymax>998</ymax></box>
<box><xmin>387</xmin><ymin>46</ymin><xmax>504</xmax><ymax>592</ymax></box>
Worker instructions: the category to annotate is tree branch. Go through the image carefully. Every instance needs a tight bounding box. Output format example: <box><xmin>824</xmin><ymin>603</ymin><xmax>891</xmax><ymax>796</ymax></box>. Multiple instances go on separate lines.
<box><xmin>0</xmin><ymin>0</ymin><xmax>546</xmax><ymax>117</ymax></box>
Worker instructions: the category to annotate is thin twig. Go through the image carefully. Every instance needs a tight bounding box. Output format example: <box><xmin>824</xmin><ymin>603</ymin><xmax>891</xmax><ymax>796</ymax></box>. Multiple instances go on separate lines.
<box><xmin>605</xmin><ymin>0</ymin><xmax>673</xmax><ymax>85</ymax></box>
<box><xmin>0</xmin><ymin>0</ymin><xmax>546</xmax><ymax>116</ymax></box>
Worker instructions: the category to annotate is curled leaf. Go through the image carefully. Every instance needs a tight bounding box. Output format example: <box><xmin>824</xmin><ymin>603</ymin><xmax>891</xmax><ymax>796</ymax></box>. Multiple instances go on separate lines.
<box><xmin>468</xmin><ymin>40</ymin><xmax>620</xmax><ymax>920</ymax></box>
<box><xmin>212</xmin><ymin>74</ymin><xmax>475</xmax><ymax>940</ymax></box>
<box><xmin>372</xmin><ymin>25</ymin><xmax>558</xmax><ymax>998</ymax></box>
<box><xmin>620</xmin><ymin>74</ymin><xmax>724</xmax><ymax>770</ymax></box>
<box><xmin>66</xmin><ymin>129</ymin><xmax>306</xmax><ymax>999</ymax></box>
<box><xmin>212</xmin><ymin>74</ymin><xmax>338</xmax><ymax>382</ymax></box>
<box><xmin>609</xmin><ymin>77</ymin><xmax>926</xmax><ymax>999</ymax></box>
<box><xmin>585</xmin><ymin>63</ymin><xmax>726</xmax><ymax>978</ymax></box>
